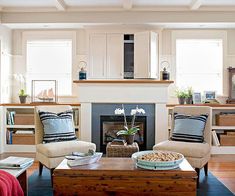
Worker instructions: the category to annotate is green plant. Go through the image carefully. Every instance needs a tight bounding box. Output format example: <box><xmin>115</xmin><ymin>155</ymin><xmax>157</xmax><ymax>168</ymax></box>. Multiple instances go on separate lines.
<box><xmin>19</xmin><ymin>89</ymin><xmax>27</xmax><ymax>96</ymax></box>
<box><xmin>175</xmin><ymin>89</ymin><xmax>187</xmax><ymax>98</ymax></box>
<box><xmin>186</xmin><ymin>87</ymin><xmax>193</xmax><ymax>98</ymax></box>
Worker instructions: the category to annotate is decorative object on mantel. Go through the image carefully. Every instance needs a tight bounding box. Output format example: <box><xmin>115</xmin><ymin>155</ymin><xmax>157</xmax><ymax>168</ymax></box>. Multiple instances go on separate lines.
<box><xmin>19</xmin><ymin>89</ymin><xmax>28</xmax><ymax>104</ymax></box>
<box><xmin>175</xmin><ymin>88</ymin><xmax>187</xmax><ymax>104</ymax></box>
<box><xmin>13</xmin><ymin>74</ymin><xmax>28</xmax><ymax>104</ymax></box>
<box><xmin>185</xmin><ymin>87</ymin><xmax>193</xmax><ymax>104</ymax></box>
<box><xmin>31</xmin><ymin>80</ymin><xmax>57</xmax><ymax>103</ymax></box>
<box><xmin>160</xmin><ymin>61</ymin><xmax>170</xmax><ymax>80</ymax></box>
<box><xmin>114</xmin><ymin>104</ymin><xmax>145</xmax><ymax>145</ymax></box>
<box><xmin>227</xmin><ymin>67</ymin><xmax>235</xmax><ymax>103</ymax></box>
<box><xmin>78</xmin><ymin>61</ymin><xmax>87</xmax><ymax>80</ymax></box>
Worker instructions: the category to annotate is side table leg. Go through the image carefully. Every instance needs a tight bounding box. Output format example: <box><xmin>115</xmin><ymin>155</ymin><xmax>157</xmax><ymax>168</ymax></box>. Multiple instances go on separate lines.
<box><xmin>17</xmin><ymin>170</ymin><xmax>27</xmax><ymax>196</ymax></box>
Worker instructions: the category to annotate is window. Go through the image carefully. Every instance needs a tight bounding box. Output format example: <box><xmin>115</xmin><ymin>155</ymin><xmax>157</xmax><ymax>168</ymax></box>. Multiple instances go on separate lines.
<box><xmin>26</xmin><ymin>40</ymin><xmax>72</xmax><ymax>96</ymax></box>
<box><xmin>176</xmin><ymin>39</ymin><xmax>223</xmax><ymax>95</ymax></box>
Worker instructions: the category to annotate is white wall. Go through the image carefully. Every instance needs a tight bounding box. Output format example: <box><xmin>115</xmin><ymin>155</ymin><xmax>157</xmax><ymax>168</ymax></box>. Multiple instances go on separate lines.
<box><xmin>10</xmin><ymin>27</ymin><xmax>235</xmax><ymax>104</ymax></box>
<box><xmin>11</xmin><ymin>27</ymin><xmax>161</xmax><ymax>103</ymax></box>
<box><xmin>0</xmin><ymin>25</ymin><xmax>12</xmax><ymax>103</ymax></box>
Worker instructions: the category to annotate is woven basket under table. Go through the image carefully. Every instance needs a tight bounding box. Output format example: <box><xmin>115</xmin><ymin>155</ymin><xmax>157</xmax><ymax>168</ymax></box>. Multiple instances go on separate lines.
<box><xmin>106</xmin><ymin>142</ymin><xmax>139</xmax><ymax>157</ymax></box>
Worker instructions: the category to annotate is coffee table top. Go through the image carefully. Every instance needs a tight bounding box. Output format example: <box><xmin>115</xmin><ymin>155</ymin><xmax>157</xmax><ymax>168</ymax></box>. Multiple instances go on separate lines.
<box><xmin>54</xmin><ymin>158</ymin><xmax>196</xmax><ymax>178</ymax></box>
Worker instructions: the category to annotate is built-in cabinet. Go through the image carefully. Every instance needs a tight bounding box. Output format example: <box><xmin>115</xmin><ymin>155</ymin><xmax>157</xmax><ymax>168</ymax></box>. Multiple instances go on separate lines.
<box><xmin>88</xmin><ymin>33</ymin><xmax>123</xmax><ymax>79</ymax></box>
<box><xmin>88</xmin><ymin>31</ymin><xmax>159</xmax><ymax>79</ymax></box>
<box><xmin>0</xmin><ymin>104</ymin><xmax>80</xmax><ymax>153</ymax></box>
<box><xmin>134</xmin><ymin>31</ymin><xmax>159</xmax><ymax>79</ymax></box>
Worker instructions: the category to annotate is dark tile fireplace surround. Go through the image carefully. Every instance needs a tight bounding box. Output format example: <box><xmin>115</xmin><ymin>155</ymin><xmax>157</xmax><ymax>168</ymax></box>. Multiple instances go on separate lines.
<box><xmin>92</xmin><ymin>103</ymin><xmax>155</xmax><ymax>153</ymax></box>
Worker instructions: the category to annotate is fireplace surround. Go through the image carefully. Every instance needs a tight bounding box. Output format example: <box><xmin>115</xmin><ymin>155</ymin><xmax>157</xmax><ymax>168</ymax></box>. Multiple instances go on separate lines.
<box><xmin>92</xmin><ymin>103</ymin><xmax>155</xmax><ymax>152</ymax></box>
<box><xmin>74</xmin><ymin>79</ymin><xmax>173</xmax><ymax>147</ymax></box>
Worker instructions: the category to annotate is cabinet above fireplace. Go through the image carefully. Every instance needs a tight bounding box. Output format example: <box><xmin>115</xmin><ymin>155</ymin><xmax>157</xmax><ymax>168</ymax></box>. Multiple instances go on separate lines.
<box><xmin>88</xmin><ymin>31</ymin><xmax>159</xmax><ymax>80</ymax></box>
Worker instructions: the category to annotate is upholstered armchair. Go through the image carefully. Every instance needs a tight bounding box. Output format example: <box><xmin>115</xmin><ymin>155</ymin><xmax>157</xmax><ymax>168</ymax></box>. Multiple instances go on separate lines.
<box><xmin>35</xmin><ymin>105</ymin><xmax>96</xmax><ymax>177</ymax></box>
<box><xmin>153</xmin><ymin>106</ymin><xmax>212</xmax><ymax>185</ymax></box>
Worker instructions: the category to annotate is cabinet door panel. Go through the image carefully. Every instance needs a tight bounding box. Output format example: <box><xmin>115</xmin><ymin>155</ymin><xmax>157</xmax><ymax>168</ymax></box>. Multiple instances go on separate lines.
<box><xmin>89</xmin><ymin>34</ymin><xmax>106</xmax><ymax>79</ymax></box>
<box><xmin>150</xmin><ymin>32</ymin><xmax>158</xmax><ymax>78</ymax></box>
<box><xmin>107</xmin><ymin>34</ymin><xmax>124</xmax><ymax>79</ymax></box>
<box><xmin>134</xmin><ymin>32</ymin><xmax>150</xmax><ymax>78</ymax></box>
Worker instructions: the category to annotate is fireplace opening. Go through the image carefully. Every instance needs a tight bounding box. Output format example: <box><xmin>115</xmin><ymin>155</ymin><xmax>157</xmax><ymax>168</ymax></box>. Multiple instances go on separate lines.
<box><xmin>100</xmin><ymin>115</ymin><xmax>147</xmax><ymax>153</ymax></box>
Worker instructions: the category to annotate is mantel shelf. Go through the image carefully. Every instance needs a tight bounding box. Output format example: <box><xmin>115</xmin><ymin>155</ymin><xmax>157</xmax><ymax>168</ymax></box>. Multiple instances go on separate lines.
<box><xmin>73</xmin><ymin>79</ymin><xmax>174</xmax><ymax>84</ymax></box>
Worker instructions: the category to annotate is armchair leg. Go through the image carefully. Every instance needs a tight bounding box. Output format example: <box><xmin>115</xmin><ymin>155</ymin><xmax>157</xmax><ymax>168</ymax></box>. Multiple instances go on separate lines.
<box><xmin>204</xmin><ymin>162</ymin><xmax>208</xmax><ymax>176</ymax></box>
<box><xmin>39</xmin><ymin>162</ymin><xmax>43</xmax><ymax>176</ymax></box>
<box><xmin>195</xmin><ymin>168</ymin><xmax>200</xmax><ymax>188</ymax></box>
<box><xmin>50</xmin><ymin>168</ymin><xmax>55</xmax><ymax>186</ymax></box>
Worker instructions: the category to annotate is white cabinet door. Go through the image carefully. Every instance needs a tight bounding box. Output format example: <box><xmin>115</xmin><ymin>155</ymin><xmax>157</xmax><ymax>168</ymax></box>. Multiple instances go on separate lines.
<box><xmin>89</xmin><ymin>34</ymin><xmax>106</xmax><ymax>79</ymax></box>
<box><xmin>107</xmin><ymin>34</ymin><xmax>124</xmax><ymax>79</ymax></box>
<box><xmin>134</xmin><ymin>32</ymin><xmax>150</xmax><ymax>78</ymax></box>
<box><xmin>134</xmin><ymin>31</ymin><xmax>158</xmax><ymax>79</ymax></box>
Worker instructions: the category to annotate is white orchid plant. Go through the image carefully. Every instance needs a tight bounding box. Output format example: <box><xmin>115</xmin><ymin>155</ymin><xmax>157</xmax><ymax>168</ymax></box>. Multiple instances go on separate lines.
<box><xmin>114</xmin><ymin>104</ymin><xmax>145</xmax><ymax>136</ymax></box>
<box><xmin>13</xmin><ymin>74</ymin><xmax>27</xmax><ymax>96</ymax></box>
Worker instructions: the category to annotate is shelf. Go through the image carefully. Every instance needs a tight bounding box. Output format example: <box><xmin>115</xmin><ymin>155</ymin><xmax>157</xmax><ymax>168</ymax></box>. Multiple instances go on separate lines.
<box><xmin>6</xmin><ymin>125</ymin><xmax>35</xmax><ymax>129</ymax></box>
<box><xmin>212</xmin><ymin>126</ymin><xmax>235</xmax><ymax>130</ymax></box>
<box><xmin>211</xmin><ymin>146</ymin><xmax>235</xmax><ymax>154</ymax></box>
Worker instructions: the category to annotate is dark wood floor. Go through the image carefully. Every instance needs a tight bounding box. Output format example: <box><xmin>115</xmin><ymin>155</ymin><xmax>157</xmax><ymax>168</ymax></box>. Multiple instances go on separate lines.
<box><xmin>1</xmin><ymin>153</ymin><xmax>235</xmax><ymax>194</ymax></box>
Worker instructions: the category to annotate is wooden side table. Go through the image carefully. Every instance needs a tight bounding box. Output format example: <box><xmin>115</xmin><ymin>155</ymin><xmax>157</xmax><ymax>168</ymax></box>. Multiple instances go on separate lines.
<box><xmin>106</xmin><ymin>142</ymin><xmax>139</xmax><ymax>157</ymax></box>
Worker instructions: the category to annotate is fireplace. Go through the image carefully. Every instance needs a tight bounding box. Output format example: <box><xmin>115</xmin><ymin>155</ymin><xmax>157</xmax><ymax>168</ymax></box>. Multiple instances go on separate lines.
<box><xmin>100</xmin><ymin>115</ymin><xmax>147</xmax><ymax>153</ymax></box>
<box><xmin>92</xmin><ymin>103</ymin><xmax>155</xmax><ymax>152</ymax></box>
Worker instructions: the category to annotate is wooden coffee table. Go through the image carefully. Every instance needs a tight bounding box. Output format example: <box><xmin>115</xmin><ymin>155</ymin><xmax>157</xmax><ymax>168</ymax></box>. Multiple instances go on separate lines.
<box><xmin>53</xmin><ymin>158</ymin><xmax>197</xmax><ymax>196</ymax></box>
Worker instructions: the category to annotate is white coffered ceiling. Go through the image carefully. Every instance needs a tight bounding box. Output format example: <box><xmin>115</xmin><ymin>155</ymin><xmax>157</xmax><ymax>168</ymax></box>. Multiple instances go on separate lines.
<box><xmin>0</xmin><ymin>0</ymin><xmax>235</xmax><ymax>12</ymax></box>
<box><xmin>1</xmin><ymin>0</ymin><xmax>235</xmax><ymax>29</ymax></box>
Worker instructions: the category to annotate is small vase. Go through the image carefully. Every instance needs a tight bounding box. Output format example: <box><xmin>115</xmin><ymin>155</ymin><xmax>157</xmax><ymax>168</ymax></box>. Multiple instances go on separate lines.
<box><xmin>19</xmin><ymin>95</ymin><xmax>27</xmax><ymax>104</ymax></box>
<box><xmin>124</xmin><ymin>134</ymin><xmax>135</xmax><ymax>145</ymax></box>
<box><xmin>185</xmin><ymin>96</ymin><xmax>193</xmax><ymax>104</ymax></box>
<box><xmin>178</xmin><ymin>97</ymin><xmax>185</xmax><ymax>105</ymax></box>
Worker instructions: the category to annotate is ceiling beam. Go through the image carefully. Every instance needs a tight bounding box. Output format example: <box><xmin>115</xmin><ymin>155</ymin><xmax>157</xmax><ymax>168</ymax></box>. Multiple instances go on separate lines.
<box><xmin>190</xmin><ymin>0</ymin><xmax>202</xmax><ymax>10</ymax></box>
<box><xmin>122</xmin><ymin>0</ymin><xmax>133</xmax><ymax>10</ymax></box>
<box><xmin>54</xmin><ymin>0</ymin><xmax>67</xmax><ymax>11</ymax></box>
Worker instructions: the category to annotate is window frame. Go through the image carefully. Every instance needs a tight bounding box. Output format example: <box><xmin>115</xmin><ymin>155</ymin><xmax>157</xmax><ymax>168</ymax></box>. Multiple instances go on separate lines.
<box><xmin>22</xmin><ymin>31</ymin><xmax>77</xmax><ymax>97</ymax></box>
<box><xmin>171</xmin><ymin>30</ymin><xmax>227</xmax><ymax>97</ymax></box>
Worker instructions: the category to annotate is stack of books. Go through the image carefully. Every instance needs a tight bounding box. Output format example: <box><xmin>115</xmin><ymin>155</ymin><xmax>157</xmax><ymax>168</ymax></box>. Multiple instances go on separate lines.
<box><xmin>0</xmin><ymin>156</ymin><xmax>34</xmax><ymax>169</ymax></box>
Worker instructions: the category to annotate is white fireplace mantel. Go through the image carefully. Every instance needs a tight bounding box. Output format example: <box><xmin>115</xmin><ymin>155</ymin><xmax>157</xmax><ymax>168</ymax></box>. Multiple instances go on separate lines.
<box><xmin>74</xmin><ymin>79</ymin><xmax>173</xmax><ymax>145</ymax></box>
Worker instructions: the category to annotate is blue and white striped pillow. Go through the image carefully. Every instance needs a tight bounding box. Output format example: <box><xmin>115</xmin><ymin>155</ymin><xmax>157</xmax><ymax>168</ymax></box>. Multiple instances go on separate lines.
<box><xmin>39</xmin><ymin>110</ymin><xmax>77</xmax><ymax>143</ymax></box>
<box><xmin>171</xmin><ymin>113</ymin><xmax>208</xmax><ymax>143</ymax></box>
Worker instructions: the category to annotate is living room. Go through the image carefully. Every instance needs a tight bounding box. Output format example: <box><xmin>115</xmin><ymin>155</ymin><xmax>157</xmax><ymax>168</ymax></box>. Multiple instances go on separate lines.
<box><xmin>0</xmin><ymin>0</ymin><xmax>235</xmax><ymax>195</ymax></box>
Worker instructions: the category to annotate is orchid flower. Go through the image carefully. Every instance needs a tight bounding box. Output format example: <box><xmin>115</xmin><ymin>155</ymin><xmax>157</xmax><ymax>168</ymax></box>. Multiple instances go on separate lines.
<box><xmin>114</xmin><ymin>104</ymin><xmax>145</xmax><ymax>136</ymax></box>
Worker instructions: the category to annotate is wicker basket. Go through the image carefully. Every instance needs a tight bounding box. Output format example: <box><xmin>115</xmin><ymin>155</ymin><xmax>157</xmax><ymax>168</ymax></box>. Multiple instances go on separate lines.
<box><xmin>106</xmin><ymin>142</ymin><xmax>139</xmax><ymax>157</ymax></box>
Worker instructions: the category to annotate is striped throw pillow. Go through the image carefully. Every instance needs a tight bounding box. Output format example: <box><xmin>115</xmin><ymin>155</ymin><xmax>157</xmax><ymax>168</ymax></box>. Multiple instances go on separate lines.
<box><xmin>39</xmin><ymin>110</ymin><xmax>77</xmax><ymax>143</ymax></box>
<box><xmin>171</xmin><ymin>113</ymin><xmax>208</xmax><ymax>143</ymax></box>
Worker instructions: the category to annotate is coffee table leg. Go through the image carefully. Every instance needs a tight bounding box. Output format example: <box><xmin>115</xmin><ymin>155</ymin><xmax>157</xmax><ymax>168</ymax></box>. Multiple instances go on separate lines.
<box><xmin>17</xmin><ymin>170</ymin><xmax>27</xmax><ymax>196</ymax></box>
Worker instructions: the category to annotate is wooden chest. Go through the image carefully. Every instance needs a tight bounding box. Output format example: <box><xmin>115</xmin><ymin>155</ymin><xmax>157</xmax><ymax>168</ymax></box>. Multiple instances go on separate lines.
<box><xmin>53</xmin><ymin>158</ymin><xmax>197</xmax><ymax>196</ymax></box>
<box><xmin>215</xmin><ymin>114</ymin><xmax>235</xmax><ymax>126</ymax></box>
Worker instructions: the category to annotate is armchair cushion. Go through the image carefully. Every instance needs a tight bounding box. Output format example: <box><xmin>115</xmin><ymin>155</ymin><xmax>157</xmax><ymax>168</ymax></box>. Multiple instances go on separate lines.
<box><xmin>153</xmin><ymin>140</ymin><xmax>211</xmax><ymax>158</ymax></box>
<box><xmin>38</xmin><ymin>110</ymin><xmax>77</xmax><ymax>143</ymax></box>
<box><xmin>171</xmin><ymin>113</ymin><xmax>208</xmax><ymax>143</ymax></box>
<box><xmin>36</xmin><ymin>140</ymin><xmax>96</xmax><ymax>158</ymax></box>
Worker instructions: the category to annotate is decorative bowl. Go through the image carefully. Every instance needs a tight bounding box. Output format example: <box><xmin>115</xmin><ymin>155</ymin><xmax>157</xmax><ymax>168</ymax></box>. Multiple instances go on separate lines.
<box><xmin>132</xmin><ymin>150</ymin><xmax>184</xmax><ymax>170</ymax></box>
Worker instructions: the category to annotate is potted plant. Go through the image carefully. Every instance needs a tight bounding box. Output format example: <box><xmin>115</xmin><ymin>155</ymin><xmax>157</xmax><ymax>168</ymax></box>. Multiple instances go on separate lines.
<box><xmin>175</xmin><ymin>89</ymin><xmax>187</xmax><ymax>105</ymax></box>
<box><xmin>19</xmin><ymin>89</ymin><xmax>27</xmax><ymax>104</ymax></box>
<box><xmin>185</xmin><ymin>87</ymin><xmax>193</xmax><ymax>104</ymax></box>
<box><xmin>114</xmin><ymin>105</ymin><xmax>145</xmax><ymax>145</ymax></box>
